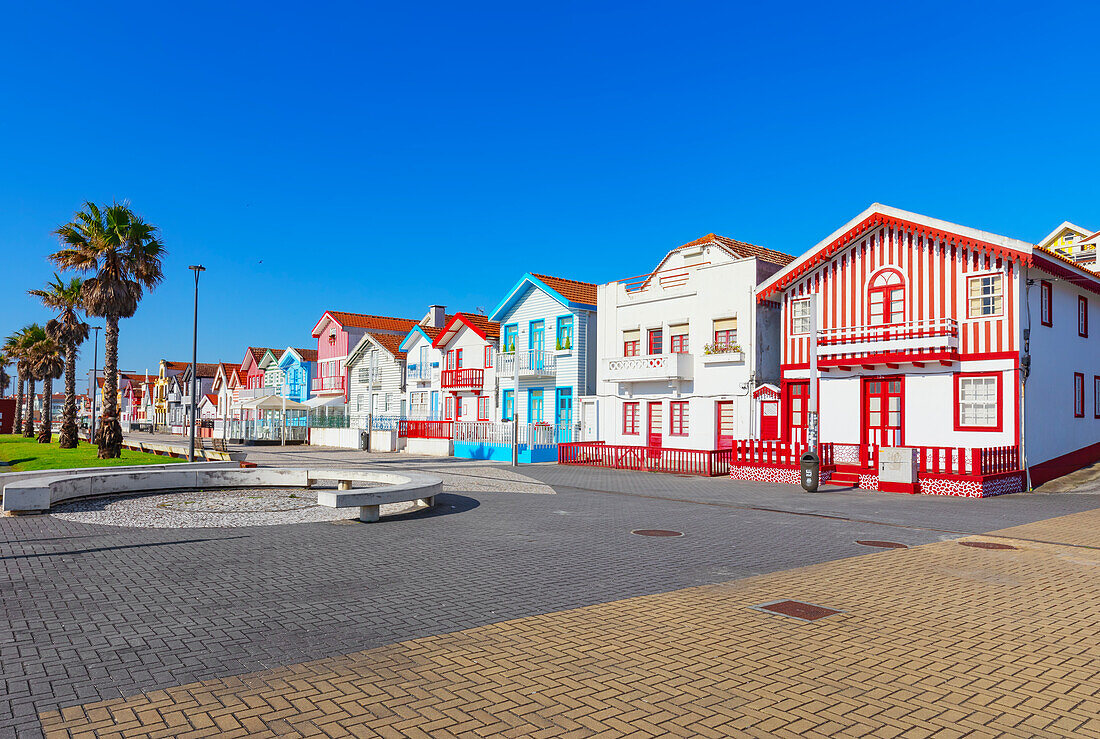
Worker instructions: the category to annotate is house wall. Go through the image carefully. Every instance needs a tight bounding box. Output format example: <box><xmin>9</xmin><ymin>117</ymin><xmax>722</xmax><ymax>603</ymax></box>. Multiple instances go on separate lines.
<box><xmin>494</xmin><ymin>284</ymin><xmax>595</xmax><ymax>427</ymax></box>
<box><xmin>592</xmin><ymin>250</ymin><xmax>770</xmax><ymax>450</ymax></box>
<box><xmin>347</xmin><ymin>341</ymin><xmax>406</xmax><ymax>429</ymax></box>
<box><xmin>403</xmin><ymin>333</ymin><xmax>443</xmax><ymax>419</ymax></box>
<box><xmin>1023</xmin><ymin>269</ymin><xmax>1100</xmax><ymax>481</ymax></box>
<box><xmin>279</xmin><ymin>357</ymin><xmax>312</xmax><ymax>403</ymax></box>
<box><xmin>439</xmin><ymin>324</ymin><xmax>497</xmax><ymax>421</ymax></box>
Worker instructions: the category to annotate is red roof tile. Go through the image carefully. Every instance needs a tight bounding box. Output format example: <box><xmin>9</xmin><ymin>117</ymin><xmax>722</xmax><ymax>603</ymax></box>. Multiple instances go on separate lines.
<box><xmin>364</xmin><ymin>332</ymin><xmax>408</xmax><ymax>359</ymax></box>
<box><xmin>294</xmin><ymin>348</ymin><xmax>318</xmax><ymax>362</ymax></box>
<box><xmin>530</xmin><ymin>274</ymin><xmax>598</xmax><ymax>306</ymax></box>
<box><xmin>678</xmin><ymin>233</ymin><xmax>795</xmax><ymax>268</ymax></box>
<box><xmin>324</xmin><ymin>311</ymin><xmax>420</xmax><ymax>333</ymax></box>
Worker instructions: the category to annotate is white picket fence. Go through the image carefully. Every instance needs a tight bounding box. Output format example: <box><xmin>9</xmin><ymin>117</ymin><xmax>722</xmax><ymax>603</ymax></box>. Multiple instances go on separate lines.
<box><xmin>453</xmin><ymin>421</ymin><xmax>558</xmax><ymax>448</ymax></box>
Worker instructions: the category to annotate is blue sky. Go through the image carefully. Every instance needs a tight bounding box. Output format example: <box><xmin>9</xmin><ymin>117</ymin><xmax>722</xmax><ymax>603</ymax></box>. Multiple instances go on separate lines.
<box><xmin>2</xmin><ymin>1</ymin><xmax>1098</xmax><ymax>390</ymax></box>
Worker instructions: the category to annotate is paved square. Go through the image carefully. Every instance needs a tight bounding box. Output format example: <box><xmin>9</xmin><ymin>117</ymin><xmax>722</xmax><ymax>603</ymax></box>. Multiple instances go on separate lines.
<box><xmin>4</xmin><ymin>445</ymin><xmax>1100</xmax><ymax>737</ymax></box>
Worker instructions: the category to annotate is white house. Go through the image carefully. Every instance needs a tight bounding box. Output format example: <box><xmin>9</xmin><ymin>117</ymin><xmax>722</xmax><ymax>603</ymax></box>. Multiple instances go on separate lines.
<box><xmin>584</xmin><ymin>234</ymin><xmax>792</xmax><ymax>453</ymax></box>
<box><xmin>489</xmin><ymin>273</ymin><xmax>598</xmax><ymax>441</ymax></box>
<box><xmin>433</xmin><ymin>313</ymin><xmax>501</xmax><ymax>423</ymax></box>
<box><xmin>346</xmin><ymin>332</ymin><xmax>408</xmax><ymax>429</ymax></box>
<box><xmin>754</xmin><ymin>203</ymin><xmax>1100</xmax><ymax>495</ymax></box>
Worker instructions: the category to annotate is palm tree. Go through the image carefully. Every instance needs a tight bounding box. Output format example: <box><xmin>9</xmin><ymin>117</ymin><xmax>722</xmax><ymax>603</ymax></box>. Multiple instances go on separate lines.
<box><xmin>51</xmin><ymin>202</ymin><xmax>165</xmax><ymax>458</ymax></box>
<box><xmin>29</xmin><ymin>336</ymin><xmax>64</xmax><ymax>444</ymax></box>
<box><xmin>29</xmin><ymin>276</ymin><xmax>89</xmax><ymax>448</ymax></box>
<box><xmin>3</xmin><ymin>331</ymin><xmax>28</xmax><ymax>432</ymax></box>
<box><xmin>17</xmin><ymin>324</ymin><xmax>48</xmax><ymax>437</ymax></box>
<box><xmin>0</xmin><ymin>353</ymin><xmax>10</xmax><ymax>399</ymax></box>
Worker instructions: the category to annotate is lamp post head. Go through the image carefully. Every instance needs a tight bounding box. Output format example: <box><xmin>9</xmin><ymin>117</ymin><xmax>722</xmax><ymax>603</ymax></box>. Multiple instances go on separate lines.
<box><xmin>188</xmin><ymin>265</ymin><xmax>205</xmax><ymax>273</ymax></box>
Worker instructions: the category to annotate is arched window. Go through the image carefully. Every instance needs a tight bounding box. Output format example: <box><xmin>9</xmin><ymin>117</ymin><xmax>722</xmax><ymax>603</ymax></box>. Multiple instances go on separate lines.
<box><xmin>868</xmin><ymin>269</ymin><xmax>905</xmax><ymax>326</ymax></box>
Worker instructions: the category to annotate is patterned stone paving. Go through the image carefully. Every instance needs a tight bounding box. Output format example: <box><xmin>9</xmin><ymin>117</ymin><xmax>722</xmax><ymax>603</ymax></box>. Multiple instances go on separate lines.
<box><xmin>38</xmin><ymin>507</ymin><xmax>1100</xmax><ymax>738</ymax></box>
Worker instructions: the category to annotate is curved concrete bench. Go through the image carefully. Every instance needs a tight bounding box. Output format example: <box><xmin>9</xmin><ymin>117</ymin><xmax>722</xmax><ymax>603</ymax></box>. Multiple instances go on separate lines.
<box><xmin>2</xmin><ymin>466</ymin><xmax>442</xmax><ymax>524</ymax></box>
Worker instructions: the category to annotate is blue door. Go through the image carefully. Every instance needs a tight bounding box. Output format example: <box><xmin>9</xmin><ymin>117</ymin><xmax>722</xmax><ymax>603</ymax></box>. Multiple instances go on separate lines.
<box><xmin>529</xmin><ymin>320</ymin><xmax>545</xmax><ymax>371</ymax></box>
<box><xmin>430</xmin><ymin>391</ymin><xmax>439</xmax><ymax>419</ymax></box>
<box><xmin>528</xmin><ymin>389</ymin><xmax>544</xmax><ymax>423</ymax></box>
<box><xmin>556</xmin><ymin>387</ymin><xmax>573</xmax><ymax>442</ymax></box>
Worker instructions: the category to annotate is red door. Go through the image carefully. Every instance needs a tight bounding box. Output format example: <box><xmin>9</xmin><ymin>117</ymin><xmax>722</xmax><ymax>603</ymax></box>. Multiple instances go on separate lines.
<box><xmin>862</xmin><ymin>377</ymin><xmax>903</xmax><ymax>449</ymax></box>
<box><xmin>716</xmin><ymin>401</ymin><xmax>735</xmax><ymax>449</ymax></box>
<box><xmin>760</xmin><ymin>400</ymin><xmax>779</xmax><ymax>440</ymax></box>
<box><xmin>647</xmin><ymin>402</ymin><xmax>663</xmax><ymax>450</ymax></box>
<box><xmin>785</xmin><ymin>382</ymin><xmax>809</xmax><ymax>444</ymax></box>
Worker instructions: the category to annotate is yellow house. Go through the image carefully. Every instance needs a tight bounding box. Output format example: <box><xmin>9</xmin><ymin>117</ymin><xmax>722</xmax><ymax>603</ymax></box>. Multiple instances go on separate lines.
<box><xmin>1038</xmin><ymin>221</ymin><xmax>1096</xmax><ymax>267</ymax></box>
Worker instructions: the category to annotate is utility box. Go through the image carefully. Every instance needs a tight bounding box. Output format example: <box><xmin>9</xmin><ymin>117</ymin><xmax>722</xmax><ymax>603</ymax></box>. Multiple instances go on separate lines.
<box><xmin>878</xmin><ymin>446</ymin><xmax>919</xmax><ymax>494</ymax></box>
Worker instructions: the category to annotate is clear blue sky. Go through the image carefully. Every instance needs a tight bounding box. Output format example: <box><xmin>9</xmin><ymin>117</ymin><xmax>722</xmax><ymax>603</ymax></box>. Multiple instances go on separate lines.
<box><xmin>3</xmin><ymin>0</ymin><xmax>1098</xmax><ymax>391</ymax></box>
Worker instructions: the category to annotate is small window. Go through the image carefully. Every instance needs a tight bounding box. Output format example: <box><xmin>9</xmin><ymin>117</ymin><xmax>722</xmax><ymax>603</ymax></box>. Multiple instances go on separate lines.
<box><xmin>955</xmin><ymin>374</ymin><xmax>1001</xmax><ymax>430</ymax></box>
<box><xmin>1094</xmin><ymin>376</ymin><xmax>1100</xmax><ymax>419</ymax></box>
<box><xmin>477</xmin><ymin>395</ymin><xmax>489</xmax><ymax>421</ymax></box>
<box><xmin>868</xmin><ymin>270</ymin><xmax>905</xmax><ymax>326</ymax></box>
<box><xmin>623</xmin><ymin>402</ymin><xmax>640</xmax><ymax>435</ymax></box>
<box><xmin>503</xmin><ymin>325</ymin><xmax>518</xmax><ymax>353</ymax></box>
<box><xmin>502</xmin><ymin>389</ymin><xmax>514</xmax><ymax>421</ymax></box>
<box><xmin>445</xmin><ymin>395</ymin><xmax>454</xmax><ymax>420</ymax></box>
<box><xmin>456</xmin><ymin>348</ymin><xmax>464</xmax><ymax>369</ymax></box>
<box><xmin>1040</xmin><ymin>280</ymin><xmax>1053</xmax><ymax>327</ymax></box>
<box><xmin>791</xmin><ymin>299</ymin><xmax>811</xmax><ymax>335</ymax></box>
<box><xmin>1075</xmin><ymin>372</ymin><xmax>1085</xmax><ymax>418</ymax></box>
<box><xmin>967</xmin><ymin>274</ymin><xmax>1003</xmax><ymax>318</ymax></box>
<box><xmin>669</xmin><ymin>401</ymin><xmax>689</xmax><ymax>436</ymax></box>
<box><xmin>484</xmin><ymin>346</ymin><xmax>492</xmax><ymax>368</ymax></box>
<box><xmin>713</xmin><ymin>317</ymin><xmax>737</xmax><ymax>349</ymax></box>
<box><xmin>648</xmin><ymin>328</ymin><xmax>663</xmax><ymax>355</ymax></box>
<box><xmin>623</xmin><ymin>329</ymin><xmax>640</xmax><ymax>357</ymax></box>
<box><xmin>556</xmin><ymin>316</ymin><xmax>574</xmax><ymax>350</ymax></box>
<box><xmin>1065</xmin><ymin>234</ymin><xmax>1077</xmax><ymax>244</ymax></box>
<box><xmin>670</xmin><ymin>323</ymin><xmax>688</xmax><ymax>354</ymax></box>
<box><xmin>1079</xmin><ymin>296</ymin><xmax>1089</xmax><ymax>338</ymax></box>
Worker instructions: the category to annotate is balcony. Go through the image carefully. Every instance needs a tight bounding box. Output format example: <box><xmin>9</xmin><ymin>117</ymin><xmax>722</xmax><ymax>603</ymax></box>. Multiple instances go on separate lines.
<box><xmin>495</xmin><ymin>350</ymin><xmax>557</xmax><ymax>378</ymax></box>
<box><xmin>239</xmin><ymin>387</ymin><xmax>276</xmax><ymax>400</ymax></box>
<box><xmin>311</xmin><ymin>375</ymin><xmax>346</xmax><ymax>394</ymax></box>
<box><xmin>604</xmin><ymin>353</ymin><xmax>693</xmax><ymax>383</ymax></box>
<box><xmin>407</xmin><ymin>364</ymin><xmax>436</xmax><ymax>383</ymax></box>
<box><xmin>441</xmin><ymin>368</ymin><xmax>484</xmax><ymax>390</ymax></box>
<box><xmin>817</xmin><ymin>318</ymin><xmax>959</xmax><ymax>363</ymax></box>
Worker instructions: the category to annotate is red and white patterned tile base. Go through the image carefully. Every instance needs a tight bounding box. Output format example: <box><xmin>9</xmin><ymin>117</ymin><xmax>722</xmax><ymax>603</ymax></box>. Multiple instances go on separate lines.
<box><xmin>731</xmin><ymin>467</ymin><xmax>1024</xmax><ymax>498</ymax></box>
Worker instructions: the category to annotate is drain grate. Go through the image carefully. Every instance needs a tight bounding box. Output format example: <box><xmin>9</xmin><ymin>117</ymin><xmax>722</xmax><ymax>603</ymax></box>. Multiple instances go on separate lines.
<box><xmin>856</xmin><ymin>540</ymin><xmax>908</xmax><ymax>549</ymax></box>
<box><xmin>631</xmin><ymin>529</ymin><xmax>684</xmax><ymax>537</ymax></box>
<box><xmin>751</xmin><ymin>600</ymin><xmax>842</xmax><ymax>622</ymax></box>
<box><xmin>960</xmin><ymin>540</ymin><xmax>1017</xmax><ymax>550</ymax></box>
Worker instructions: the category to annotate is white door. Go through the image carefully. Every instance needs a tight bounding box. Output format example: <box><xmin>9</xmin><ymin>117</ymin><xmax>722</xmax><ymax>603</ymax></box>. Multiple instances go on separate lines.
<box><xmin>581</xmin><ymin>400</ymin><xmax>598</xmax><ymax>441</ymax></box>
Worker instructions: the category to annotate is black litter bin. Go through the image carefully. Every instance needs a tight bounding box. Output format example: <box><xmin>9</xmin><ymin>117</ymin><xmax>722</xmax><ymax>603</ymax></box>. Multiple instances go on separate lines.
<box><xmin>800</xmin><ymin>451</ymin><xmax>820</xmax><ymax>492</ymax></box>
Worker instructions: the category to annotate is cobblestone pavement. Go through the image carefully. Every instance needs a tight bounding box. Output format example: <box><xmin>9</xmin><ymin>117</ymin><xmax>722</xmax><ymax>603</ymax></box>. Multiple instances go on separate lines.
<box><xmin>37</xmin><ymin>507</ymin><xmax>1100</xmax><ymax>738</ymax></box>
<box><xmin>3</xmin><ymin>439</ymin><xmax>1100</xmax><ymax>736</ymax></box>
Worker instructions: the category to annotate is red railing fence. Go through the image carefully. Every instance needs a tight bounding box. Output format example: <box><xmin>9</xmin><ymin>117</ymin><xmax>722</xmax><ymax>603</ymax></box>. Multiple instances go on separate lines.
<box><xmin>558</xmin><ymin>442</ymin><xmax>732</xmax><ymax>477</ymax></box>
<box><xmin>399</xmin><ymin>420</ymin><xmax>453</xmax><ymax>439</ymax></box>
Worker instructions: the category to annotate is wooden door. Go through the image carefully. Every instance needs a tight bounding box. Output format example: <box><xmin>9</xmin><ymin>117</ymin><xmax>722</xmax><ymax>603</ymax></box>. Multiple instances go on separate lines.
<box><xmin>862</xmin><ymin>377</ymin><xmax>903</xmax><ymax>448</ymax></box>
<box><xmin>760</xmin><ymin>400</ymin><xmax>779</xmax><ymax>440</ymax></box>
<box><xmin>716</xmin><ymin>401</ymin><xmax>735</xmax><ymax>449</ymax></box>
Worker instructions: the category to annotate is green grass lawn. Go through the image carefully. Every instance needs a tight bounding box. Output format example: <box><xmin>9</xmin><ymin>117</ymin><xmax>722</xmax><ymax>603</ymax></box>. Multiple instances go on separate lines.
<box><xmin>0</xmin><ymin>434</ymin><xmax>184</xmax><ymax>473</ymax></box>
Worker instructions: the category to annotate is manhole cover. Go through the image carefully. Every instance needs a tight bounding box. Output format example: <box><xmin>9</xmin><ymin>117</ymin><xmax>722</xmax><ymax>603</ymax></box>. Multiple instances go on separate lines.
<box><xmin>960</xmin><ymin>541</ymin><xmax>1017</xmax><ymax>550</ymax></box>
<box><xmin>856</xmin><ymin>540</ymin><xmax>908</xmax><ymax>549</ymax></box>
<box><xmin>752</xmin><ymin>600</ymin><xmax>842</xmax><ymax>622</ymax></box>
<box><xmin>631</xmin><ymin>529</ymin><xmax>684</xmax><ymax>537</ymax></box>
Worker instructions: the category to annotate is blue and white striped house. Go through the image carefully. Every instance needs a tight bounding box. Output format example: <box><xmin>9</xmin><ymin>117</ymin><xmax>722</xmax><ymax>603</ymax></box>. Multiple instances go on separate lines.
<box><xmin>489</xmin><ymin>273</ymin><xmax>598</xmax><ymax>442</ymax></box>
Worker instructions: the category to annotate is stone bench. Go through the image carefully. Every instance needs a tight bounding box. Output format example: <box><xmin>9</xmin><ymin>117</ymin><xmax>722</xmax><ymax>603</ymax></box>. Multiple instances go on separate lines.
<box><xmin>2</xmin><ymin>465</ymin><xmax>443</xmax><ymax>523</ymax></box>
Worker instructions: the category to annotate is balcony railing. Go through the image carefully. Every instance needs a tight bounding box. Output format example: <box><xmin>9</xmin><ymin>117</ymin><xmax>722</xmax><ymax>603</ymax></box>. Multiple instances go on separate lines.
<box><xmin>282</xmin><ymin>383</ymin><xmax>304</xmax><ymax>398</ymax></box>
<box><xmin>406</xmin><ymin>364</ymin><xmax>435</xmax><ymax>383</ymax></box>
<box><xmin>603</xmin><ymin>353</ymin><xmax>693</xmax><ymax>383</ymax></box>
<box><xmin>239</xmin><ymin>387</ymin><xmax>276</xmax><ymax>400</ymax></box>
<box><xmin>817</xmin><ymin>318</ymin><xmax>959</xmax><ymax>357</ymax></box>
<box><xmin>495</xmin><ymin>350</ymin><xmax>557</xmax><ymax>377</ymax></box>
<box><xmin>311</xmin><ymin>375</ymin><xmax>346</xmax><ymax>393</ymax></box>
<box><xmin>441</xmin><ymin>368</ymin><xmax>484</xmax><ymax>389</ymax></box>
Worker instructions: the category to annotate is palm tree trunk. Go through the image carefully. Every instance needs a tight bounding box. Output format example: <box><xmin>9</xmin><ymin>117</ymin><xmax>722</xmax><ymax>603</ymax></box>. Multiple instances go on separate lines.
<box><xmin>37</xmin><ymin>376</ymin><xmax>53</xmax><ymax>444</ymax></box>
<box><xmin>23</xmin><ymin>377</ymin><xmax>36</xmax><ymax>437</ymax></box>
<box><xmin>59</xmin><ymin>341</ymin><xmax>79</xmax><ymax>449</ymax></box>
<box><xmin>14</xmin><ymin>373</ymin><xmax>24</xmax><ymax>433</ymax></box>
<box><xmin>99</xmin><ymin>316</ymin><xmax>122</xmax><ymax>459</ymax></box>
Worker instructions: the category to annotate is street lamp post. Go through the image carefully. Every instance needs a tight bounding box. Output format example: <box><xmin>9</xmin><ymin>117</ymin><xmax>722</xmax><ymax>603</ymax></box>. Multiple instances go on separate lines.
<box><xmin>89</xmin><ymin>325</ymin><xmax>103</xmax><ymax>442</ymax></box>
<box><xmin>188</xmin><ymin>265</ymin><xmax>206</xmax><ymax>462</ymax></box>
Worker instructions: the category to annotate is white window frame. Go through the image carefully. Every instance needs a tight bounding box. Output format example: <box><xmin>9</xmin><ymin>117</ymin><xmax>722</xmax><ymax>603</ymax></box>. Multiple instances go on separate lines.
<box><xmin>967</xmin><ymin>273</ymin><xmax>1004</xmax><ymax>319</ymax></box>
<box><xmin>791</xmin><ymin>298</ymin><xmax>811</xmax><ymax>335</ymax></box>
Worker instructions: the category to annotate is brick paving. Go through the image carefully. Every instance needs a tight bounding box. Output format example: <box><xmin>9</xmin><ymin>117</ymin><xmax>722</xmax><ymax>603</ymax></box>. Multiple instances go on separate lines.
<box><xmin>4</xmin><ymin>445</ymin><xmax>1100</xmax><ymax>737</ymax></box>
<box><xmin>36</xmin><ymin>506</ymin><xmax>1100</xmax><ymax>738</ymax></box>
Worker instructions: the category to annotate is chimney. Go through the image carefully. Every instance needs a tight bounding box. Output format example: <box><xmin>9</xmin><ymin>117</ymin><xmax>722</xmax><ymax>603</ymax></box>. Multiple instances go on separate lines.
<box><xmin>428</xmin><ymin>305</ymin><xmax>446</xmax><ymax>328</ymax></box>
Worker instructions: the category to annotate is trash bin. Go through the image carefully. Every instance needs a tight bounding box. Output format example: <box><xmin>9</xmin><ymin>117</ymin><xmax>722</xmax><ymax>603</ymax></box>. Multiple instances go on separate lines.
<box><xmin>800</xmin><ymin>451</ymin><xmax>820</xmax><ymax>492</ymax></box>
<box><xmin>359</xmin><ymin>430</ymin><xmax>369</xmax><ymax>451</ymax></box>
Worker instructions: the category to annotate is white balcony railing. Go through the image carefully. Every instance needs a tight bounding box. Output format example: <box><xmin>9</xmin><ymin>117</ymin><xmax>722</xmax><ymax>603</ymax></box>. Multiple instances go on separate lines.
<box><xmin>406</xmin><ymin>364</ymin><xmax>436</xmax><ymax>383</ymax></box>
<box><xmin>239</xmin><ymin>387</ymin><xmax>276</xmax><ymax>400</ymax></box>
<box><xmin>604</xmin><ymin>353</ymin><xmax>693</xmax><ymax>383</ymax></box>
<box><xmin>495</xmin><ymin>350</ymin><xmax>557</xmax><ymax>377</ymax></box>
<box><xmin>816</xmin><ymin>318</ymin><xmax>959</xmax><ymax>358</ymax></box>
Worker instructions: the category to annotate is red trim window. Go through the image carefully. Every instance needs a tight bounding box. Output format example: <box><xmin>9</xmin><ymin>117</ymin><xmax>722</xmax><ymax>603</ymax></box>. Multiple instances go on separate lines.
<box><xmin>623</xmin><ymin>402</ymin><xmax>640</xmax><ymax>435</ymax></box>
<box><xmin>484</xmin><ymin>346</ymin><xmax>492</xmax><ymax>368</ymax></box>
<box><xmin>1079</xmin><ymin>296</ymin><xmax>1089</xmax><ymax>338</ymax></box>
<box><xmin>477</xmin><ymin>395</ymin><xmax>489</xmax><ymax>421</ymax></box>
<box><xmin>445</xmin><ymin>350</ymin><xmax>455</xmax><ymax>370</ymax></box>
<box><xmin>444</xmin><ymin>395</ymin><xmax>454</xmax><ymax>420</ymax></box>
<box><xmin>1075</xmin><ymin>372</ymin><xmax>1085</xmax><ymax>418</ymax></box>
<box><xmin>648</xmin><ymin>328</ymin><xmax>663</xmax><ymax>355</ymax></box>
<box><xmin>669</xmin><ymin>401</ymin><xmax>689</xmax><ymax>436</ymax></box>
<box><xmin>868</xmin><ymin>269</ymin><xmax>905</xmax><ymax>326</ymax></box>
<box><xmin>953</xmin><ymin>372</ymin><xmax>1002</xmax><ymax>431</ymax></box>
<box><xmin>670</xmin><ymin>330</ymin><xmax>688</xmax><ymax>354</ymax></box>
<box><xmin>1040</xmin><ymin>280</ymin><xmax>1053</xmax><ymax>327</ymax></box>
<box><xmin>967</xmin><ymin>273</ymin><xmax>1004</xmax><ymax>319</ymax></box>
<box><xmin>790</xmin><ymin>298</ymin><xmax>811</xmax><ymax>335</ymax></box>
<box><xmin>455</xmin><ymin>348</ymin><xmax>464</xmax><ymax>369</ymax></box>
<box><xmin>623</xmin><ymin>329</ymin><xmax>640</xmax><ymax>357</ymax></box>
<box><xmin>1094</xmin><ymin>376</ymin><xmax>1100</xmax><ymax>419</ymax></box>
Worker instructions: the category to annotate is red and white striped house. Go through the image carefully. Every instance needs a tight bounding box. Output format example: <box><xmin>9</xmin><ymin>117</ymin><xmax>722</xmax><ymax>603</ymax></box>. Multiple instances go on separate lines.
<box><xmin>753</xmin><ymin>203</ymin><xmax>1100</xmax><ymax>496</ymax></box>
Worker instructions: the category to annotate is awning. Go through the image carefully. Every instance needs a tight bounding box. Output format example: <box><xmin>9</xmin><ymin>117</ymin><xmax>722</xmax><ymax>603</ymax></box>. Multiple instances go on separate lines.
<box><xmin>302</xmin><ymin>395</ymin><xmax>346</xmax><ymax>409</ymax></box>
<box><xmin>239</xmin><ymin>395</ymin><xmax>310</xmax><ymax>411</ymax></box>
